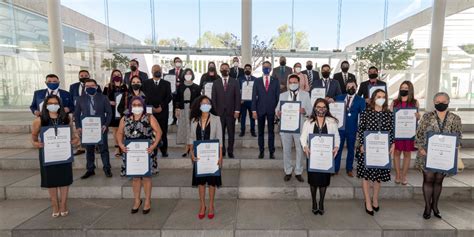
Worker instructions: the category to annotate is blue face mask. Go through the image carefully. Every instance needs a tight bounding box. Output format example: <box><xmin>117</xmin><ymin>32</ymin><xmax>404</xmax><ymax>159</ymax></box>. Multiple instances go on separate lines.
<box><xmin>262</xmin><ymin>67</ymin><xmax>271</xmax><ymax>75</ymax></box>
<box><xmin>200</xmin><ymin>104</ymin><xmax>212</xmax><ymax>113</ymax></box>
<box><xmin>46</xmin><ymin>82</ymin><xmax>59</xmax><ymax>90</ymax></box>
<box><xmin>86</xmin><ymin>87</ymin><xmax>97</xmax><ymax>95</ymax></box>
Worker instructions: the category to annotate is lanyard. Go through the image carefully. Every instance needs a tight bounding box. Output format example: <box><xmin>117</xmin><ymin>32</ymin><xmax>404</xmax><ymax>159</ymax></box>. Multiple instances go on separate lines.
<box><xmin>199</xmin><ymin>116</ymin><xmax>210</xmax><ymax>140</ymax></box>
<box><xmin>315</xmin><ymin>118</ymin><xmax>326</xmax><ymax>136</ymax></box>
<box><xmin>435</xmin><ymin>111</ymin><xmax>449</xmax><ymax>133</ymax></box>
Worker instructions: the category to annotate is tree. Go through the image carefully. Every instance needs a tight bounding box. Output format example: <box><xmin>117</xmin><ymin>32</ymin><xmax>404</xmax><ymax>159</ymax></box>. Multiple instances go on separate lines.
<box><xmin>271</xmin><ymin>24</ymin><xmax>309</xmax><ymax>50</ymax></box>
<box><xmin>354</xmin><ymin>39</ymin><xmax>416</xmax><ymax>78</ymax></box>
<box><xmin>460</xmin><ymin>44</ymin><xmax>474</xmax><ymax>54</ymax></box>
<box><xmin>195</xmin><ymin>31</ymin><xmax>239</xmax><ymax>48</ymax></box>
<box><xmin>221</xmin><ymin>34</ymin><xmax>273</xmax><ymax>70</ymax></box>
<box><xmin>144</xmin><ymin>37</ymin><xmax>189</xmax><ymax>47</ymax></box>
<box><xmin>101</xmin><ymin>53</ymin><xmax>130</xmax><ymax>71</ymax></box>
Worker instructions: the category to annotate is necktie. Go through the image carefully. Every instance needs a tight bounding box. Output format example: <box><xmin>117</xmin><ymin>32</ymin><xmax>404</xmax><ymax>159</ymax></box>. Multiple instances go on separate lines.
<box><xmin>292</xmin><ymin>91</ymin><xmax>297</xmax><ymax>101</ymax></box>
<box><xmin>344</xmin><ymin>73</ymin><xmax>347</xmax><ymax>83</ymax></box>
<box><xmin>176</xmin><ymin>69</ymin><xmax>180</xmax><ymax>79</ymax></box>
<box><xmin>345</xmin><ymin>96</ymin><xmax>352</xmax><ymax>111</ymax></box>
<box><xmin>155</xmin><ymin>80</ymin><xmax>159</xmax><ymax>86</ymax></box>
<box><xmin>224</xmin><ymin>78</ymin><xmax>228</xmax><ymax>91</ymax></box>
<box><xmin>235</xmin><ymin>67</ymin><xmax>239</xmax><ymax>77</ymax></box>
<box><xmin>280</xmin><ymin>67</ymin><xmax>284</xmax><ymax>76</ymax></box>
<box><xmin>265</xmin><ymin>76</ymin><xmax>269</xmax><ymax>92</ymax></box>
<box><xmin>89</xmin><ymin>96</ymin><xmax>96</xmax><ymax>115</ymax></box>
<box><xmin>308</xmin><ymin>70</ymin><xmax>313</xmax><ymax>87</ymax></box>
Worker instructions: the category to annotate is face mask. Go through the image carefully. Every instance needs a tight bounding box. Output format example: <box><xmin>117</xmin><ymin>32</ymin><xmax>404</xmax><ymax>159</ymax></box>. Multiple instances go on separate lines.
<box><xmin>244</xmin><ymin>70</ymin><xmax>251</xmax><ymax>76</ymax></box>
<box><xmin>321</xmin><ymin>72</ymin><xmax>330</xmax><ymax>78</ymax></box>
<box><xmin>315</xmin><ymin>108</ymin><xmax>327</xmax><ymax>117</ymax></box>
<box><xmin>262</xmin><ymin>67</ymin><xmax>271</xmax><ymax>75</ymax></box>
<box><xmin>175</xmin><ymin>62</ymin><xmax>182</xmax><ymax>68</ymax></box>
<box><xmin>306</xmin><ymin>65</ymin><xmax>313</xmax><ymax>70</ymax></box>
<box><xmin>233</xmin><ymin>62</ymin><xmax>239</xmax><ymax>67</ymax></box>
<box><xmin>368</xmin><ymin>73</ymin><xmax>378</xmax><ymax>79</ymax></box>
<box><xmin>79</xmin><ymin>77</ymin><xmax>88</xmax><ymax>83</ymax></box>
<box><xmin>46</xmin><ymin>82</ymin><xmax>59</xmax><ymax>90</ymax></box>
<box><xmin>153</xmin><ymin>71</ymin><xmax>162</xmax><ymax>78</ymax></box>
<box><xmin>113</xmin><ymin>76</ymin><xmax>122</xmax><ymax>82</ymax></box>
<box><xmin>86</xmin><ymin>87</ymin><xmax>97</xmax><ymax>95</ymax></box>
<box><xmin>200</xmin><ymin>104</ymin><xmax>212</xmax><ymax>113</ymax></box>
<box><xmin>280</xmin><ymin>61</ymin><xmax>286</xmax><ymax>66</ymax></box>
<box><xmin>375</xmin><ymin>98</ymin><xmax>386</xmax><ymax>106</ymax></box>
<box><xmin>399</xmin><ymin>90</ymin><xmax>409</xmax><ymax>97</ymax></box>
<box><xmin>294</xmin><ymin>67</ymin><xmax>301</xmax><ymax>73</ymax></box>
<box><xmin>435</xmin><ymin>103</ymin><xmax>448</xmax><ymax>112</ymax></box>
<box><xmin>130</xmin><ymin>66</ymin><xmax>137</xmax><ymax>71</ymax></box>
<box><xmin>221</xmin><ymin>70</ymin><xmax>229</xmax><ymax>77</ymax></box>
<box><xmin>46</xmin><ymin>104</ymin><xmax>60</xmax><ymax>112</ymax></box>
<box><xmin>289</xmin><ymin>83</ymin><xmax>299</xmax><ymax>91</ymax></box>
<box><xmin>208</xmin><ymin>67</ymin><xmax>216</xmax><ymax>72</ymax></box>
<box><xmin>131</xmin><ymin>84</ymin><xmax>141</xmax><ymax>90</ymax></box>
<box><xmin>131</xmin><ymin>106</ymin><xmax>144</xmax><ymax>115</ymax></box>
<box><xmin>347</xmin><ymin>88</ymin><xmax>356</xmax><ymax>95</ymax></box>
<box><xmin>184</xmin><ymin>74</ymin><xmax>193</xmax><ymax>81</ymax></box>
<box><xmin>341</xmin><ymin>66</ymin><xmax>349</xmax><ymax>73</ymax></box>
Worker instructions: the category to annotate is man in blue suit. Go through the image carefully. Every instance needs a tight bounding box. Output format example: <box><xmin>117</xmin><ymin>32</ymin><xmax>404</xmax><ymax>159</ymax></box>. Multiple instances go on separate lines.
<box><xmin>312</xmin><ymin>64</ymin><xmax>342</xmax><ymax>103</ymax></box>
<box><xmin>69</xmin><ymin>70</ymin><xmax>102</xmax><ymax>110</ymax></box>
<box><xmin>30</xmin><ymin>74</ymin><xmax>73</xmax><ymax>116</ymax></box>
<box><xmin>239</xmin><ymin>64</ymin><xmax>256</xmax><ymax>137</ymax></box>
<box><xmin>252</xmin><ymin>61</ymin><xmax>280</xmax><ymax>159</ymax></box>
<box><xmin>334</xmin><ymin>79</ymin><xmax>365</xmax><ymax>177</ymax></box>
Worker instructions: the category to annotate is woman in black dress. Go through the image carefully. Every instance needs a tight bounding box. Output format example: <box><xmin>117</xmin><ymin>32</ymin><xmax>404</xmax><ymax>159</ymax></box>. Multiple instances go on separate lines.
<box><xmin>31</xmin><ymin>94</ymin><xmax>79</xmax><ymax>217</ymax></box>
<box><xmin>356</xmin><ymin>89</ymin><xmax>394</xmax><ymax>216</ymax></box>
<box><xmin>199</xmin><ymin>62</ymin><xmax>221</xmax><ymax>96</ymax></box>
<box><xmin>103</xmin><ymin>69</ymin><xmax>128</xmax><ymax>157</ymax></box>
<box><xmin>188</xmin><ymin>95</ymin><xmax>223</xmax><ymax>219</ymax></box>
<box><xmin>300</xmin><ymin>98</ymin><xmax>340</xmax><ymax>215</ymax></box>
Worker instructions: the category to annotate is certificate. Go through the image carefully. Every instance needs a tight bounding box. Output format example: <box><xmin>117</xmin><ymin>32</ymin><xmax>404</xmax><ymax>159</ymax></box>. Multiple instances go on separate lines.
<box><xmin>280</xmin><ymin>101</ymin><xmax>301</xmax><ymax>133</ymax></box>
<box><xmin>164</xmin><ymin>74</ymin><xmax>176</xmax><ymax>93</ymax></box>
<box><xmin>146</xmin><ymin>105</ymin><xmax>153</xmax><ymax>114</ymax></box>
<box><xmin>193</xmin><ymin>139</ymin><xmax>220</xmax><ymax>177</ymax></box>
<box><xmin>308</xmin><ymin>134</ymin><xmax>335</xmax><ymax>173</ymax></box>
<box><xmin>329</xmin><ymin>102</ymin><xmax>345</xmax><ymax>130</ymax></box>
<box><xmin>364</xmin><ymin>131</ymin><xmax>391</xmax><ymax>169</ymax></box>
<box><xmin>394</xmin><ymin>108</ymin><xmax>417</xmax><ymax>140</ymax></box>
<box><xmin>241</xmin><ymin>81</ymin><xmax>254</xmax><ymax>101</ymax></box>
<box><xmin>204</xmin><ymin>82</ymin><xmax>213</xmax><ymax>97</ymax></box>
<box><xmin>40</xmin><ymin>125</ymin><xmax>73</xmax><ymax>166</ymax></box>
<box><xmin>368</xmin><ymin>85</ymin><xmax>386</xmax><ymax>98</ymax></box>
<box><xmin>311</xmin><ymin>87</ymin><xmax>326</xmax><ymax>106</ymax></box>
<box><xmin>125</xmin><ymin>140</ymin><xmax>151</xmax><ymax>177</ymax></box>
<box><xmin>115</xmin><ymin>93</ymin><xmax>123</xmax><ymax>118</ymax></box>
<box><xmin>425</xmin><ymin>132</ymin><xmax>459</xmax><ymax>174</ymax></box>
<box><xmin>81</xmin><ymin>116</ymin><xmax>102</xmax><ymax>145</ymax></box>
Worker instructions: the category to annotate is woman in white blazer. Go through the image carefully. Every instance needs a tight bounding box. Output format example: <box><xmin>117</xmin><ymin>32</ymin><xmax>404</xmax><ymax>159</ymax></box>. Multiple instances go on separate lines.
<box><xmin>300</xmin><ymin>98</ymin><xmax>340</xmax><ymax>215</ymax></box>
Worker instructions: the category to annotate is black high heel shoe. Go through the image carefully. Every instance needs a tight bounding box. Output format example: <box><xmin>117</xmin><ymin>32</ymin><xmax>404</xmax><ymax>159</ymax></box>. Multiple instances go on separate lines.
<box><xmin>318</xmin><ymin>203</ymin><xmax>325</xmax><ymax>215</ymax></box>
<box><xmin>365</xmin><ymin>203</ymin><xmax>374</xmax><ymax>216</ymax></box>
<box><xmin>372</xmin><ymin>205</ymin><xmax>380</xmax><ymax>212</ymax></box>
<box><xmin>423</xmin><ymin>209</ymin><xmax>431</xmax><ymax>219</ymax></box>
<box><xmin>131</xmin><ymin>200</ymin><xmax>142</xmax><ymax>214</ymax></box>
<box><xmin>143</xmin><ymin>201</ymin><xmax>151</xmax><ymax>214</ymax></box>
<box><xmin>432</xmin><ymin>208</ymin><xmax>441</xmax><ymax>219</ymax></box>
<box><xmin>182</xmin><ymin>150</ymin><xmax>190</xmax><ymax>157</ymax></box>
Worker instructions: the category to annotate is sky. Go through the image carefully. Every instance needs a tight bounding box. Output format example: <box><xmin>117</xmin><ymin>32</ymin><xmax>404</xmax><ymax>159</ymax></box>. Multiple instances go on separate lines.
<box><xmin>61</xmin><ymin>0</ymin><xmax>432</xmax><ymax>50</ymax></box>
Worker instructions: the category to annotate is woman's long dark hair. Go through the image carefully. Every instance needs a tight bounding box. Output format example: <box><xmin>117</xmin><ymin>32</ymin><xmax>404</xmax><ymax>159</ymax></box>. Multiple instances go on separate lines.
<box><xmin>395</xmin><ymin>80</ymin><xmax>417</xmax><ymax>106</ymax></box>
<box><xmin>309</xmin><ymin>98</ymin><xmax>338</xmax><ymax>123</ymax></box>
<box><xmin>190</xmin><ymin>95</ymin><xmax>214</xmax><ymax>122</ymax></box>
<box><xmin>368</xmin><ymin>89</ymin><xmax>389</xmax><ymax>112</ymax></box>
<box><xmin>108</xmin><ymin>69</ymin><xmax>123</xmax><ymax>89</ymax></box>
<box><xmin>40</xmin><ymin>95</ymin><xmax>70</xmax><ymax>126</ymax></box>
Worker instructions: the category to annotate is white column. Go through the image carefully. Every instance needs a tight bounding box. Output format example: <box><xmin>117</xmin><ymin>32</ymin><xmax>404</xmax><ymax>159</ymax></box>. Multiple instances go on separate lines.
<box><xmin>241</xmin><ymin>0</ymin><xmax>252</xmax><ymax>66</ymax></box>
<box><xmin>425</xmin><ymin>0</ymin><xmax>446</xmax><ymax>110</ymax></box>
<box><xmin>47</xmin><ymin>0</ymin><xmax>65</xmax><ymax>85</ymax></box>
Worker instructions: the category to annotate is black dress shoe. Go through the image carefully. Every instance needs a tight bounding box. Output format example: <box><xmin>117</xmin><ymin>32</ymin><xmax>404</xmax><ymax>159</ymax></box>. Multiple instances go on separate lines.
<box><xmin>258</xmin><ymin>152</ymin><xmax>264</xmax><ymax>159</ymax></box>
<box><xmin>312</xmin><ymin>209</ymin><xmax>319</xmax><ymax>215</ymax></box>
<box><xmin>269</xmin><ymin>153</ymin><xmax>275</xmax><ymax>159</ymax></box>
<box><xmin>251</xmin><ymin>131</ymin><xmax>257</xmax><ymax>137</ymax></box>
<box><xmin>131</xmin><ymin>200</ymin><xmax>142</xmax><ymax>214</ymax></box>
<box><xmin>162</xmin><ymin>153</ymin><xmax>169</xmax><ymax>157</ymax></box>
<box><xmin>239</xmin><ymin>132</ymin><xmax>245</xmax><ymax>137</ymax></box>
<box><xmin>81</xmin><ymin>171</ymin><xmax>95</xmax><ymax>179</ymax></box>
<box><xmin>228</xmin><ymin>153</ymin><xmax>234</xmax><ymax>158</ymax></box>
<box><xmin>433</xmin><ymin>210</ymin><xmax>442</xmax><ymax>219</ymax></box>
<box><xmin>104</xmin><ymin>169</ymin><xmax>113</xmax><ymax>178</ymax></box>
<box><xmin>318</xmin><ymin>209</ymin><xmax>325</xmax><ymax>215</ymax></box>
<box><xmin>365</xmin><ymin>203</ymin><xmax>374</xmax><ymax>216</ymax></box>
<box><xmin>74</xmin><ymin>150</ymin><xmax>85</xmax><ymax>156</ymax></box>
<box><xmin>284</xmin><ymin>174</ymin><xmax>292</xmax><ymax>181</ymax></box>
<box><xmin>295</xmin><ymin>175</ymin><xmax>304</xmax><ymax>182</ymax></box>
<box><xmin>372</xmin><ymin>205</ymin><xmax>380</xmax><ymax>212</ymax></box>
<box><xmin>423</xmin><ymin>211</ymin><xmax>431</xmax><ymax>219</ymax></box>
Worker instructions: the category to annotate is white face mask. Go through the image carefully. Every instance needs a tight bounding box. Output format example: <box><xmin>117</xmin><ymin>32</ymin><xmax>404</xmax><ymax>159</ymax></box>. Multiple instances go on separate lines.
<box><xmin>375</xmin><ymin>98</ymin><xmax>386</xmax><ymax>106</ymax></box>
<box><xmin>289</xmin><ymin>83</ymin><xmax>299</xmax><ymax>91</ymax></box>
<box><xmin>184</xmin><ymin>74</ymin><xmax>193</xmax><ymax>81</ymax></box>
<box><xmin>294</xmin><ymin>67</ymin><xmax>301</xmax><ymax>73</ymax></box>
<box><xmin>46</xmin><ymin>104</ymin><xmax>60</xmax><ymax>112</ymax></box>
<box><xmin>175</xmin><ymin>62</ymin><xmax>182</xmax><ymax>68</ymax></box>
<box><xmin>233</xmin><ymin>62</ymin><xmax>239</xmax><ymax>67</ymax></box>
<box><xmin>131</xmin><ymin>106</ymin><xmax>144</xmax><ymax>115</ymax></box>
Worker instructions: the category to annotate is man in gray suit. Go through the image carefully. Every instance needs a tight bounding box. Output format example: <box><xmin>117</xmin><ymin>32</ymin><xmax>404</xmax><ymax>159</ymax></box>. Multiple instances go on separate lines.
<box><xmin>272</xmin><ymin>56</ymin><xmax>293</xmax><ymax>93</ymax></box>
<box><xmin>276</xmin><ymin>74</ymin><xmax>312</xmax><ymax>182</ymax></box>
<box><xmin>211</xmin><ymin>63</ymin><xmax>241</xmax><ymax>158</ymax></box>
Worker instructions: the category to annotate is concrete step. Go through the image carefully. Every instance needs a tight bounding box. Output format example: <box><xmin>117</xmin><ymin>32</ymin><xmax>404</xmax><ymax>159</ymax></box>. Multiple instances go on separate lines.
<box><xmin>1</xmin><ymin>168</ymin><xmax>472</xmax><ymax>200</ymax></box>
<box><xmin>0</xmin><ymin>199</ymin><xmax>472</xmax><ymax>237</ymax></box>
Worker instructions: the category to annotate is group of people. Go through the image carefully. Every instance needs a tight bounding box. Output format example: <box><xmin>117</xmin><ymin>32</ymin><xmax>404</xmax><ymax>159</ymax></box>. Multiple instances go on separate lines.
<box><xmin>30</xmin><ymin>56</ymin><xmax>462</xmax><ymax>221</ymax></box>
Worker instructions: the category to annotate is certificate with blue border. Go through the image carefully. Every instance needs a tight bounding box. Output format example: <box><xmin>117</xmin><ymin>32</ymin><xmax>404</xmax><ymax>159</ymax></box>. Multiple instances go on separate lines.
<box><xmin>329</xmin><ymin>101</ymin><xmax>346</xmax><ymax>131</ymax></box>
<box><xmin>364</xmin><ymin>131</ymin><xmax>391</xmax><ymax>169</ymax></box>
<box><xmin>125</xmin><ymin>139</ymin><xmax>151</xmax><ymax>177</ymax></box>
<box><xmin>308</xmin><ymin>134</ymin><xmax>335</xmax><ymax>173</ymax></box>
<box><xmin>193</xmin><ymin>139</ymin><xmax>221</xmax><ymax>177</ymax></box>
<box><xmin>81</xmin><ymin>116</ymin><xmax>103</xmax><ymax>145</ymax></box>
<box><xmin>394</xmin><ymin>107</ymin><xmax>418</xmax><ymax>140</ymax></box>
<box><xmin>280</xmin><ymin>101</ymin><xmax>301</xmax><ymax>134</ymax></box>
<box><xmin>425</xmin><ymin>132</ymin><xmax>459</xmax><ymax>175</ymax></box>
<box><xmin>40</xmin><ymin>125</ymin><xmax>73</xmax><ymax>166</ymax></box>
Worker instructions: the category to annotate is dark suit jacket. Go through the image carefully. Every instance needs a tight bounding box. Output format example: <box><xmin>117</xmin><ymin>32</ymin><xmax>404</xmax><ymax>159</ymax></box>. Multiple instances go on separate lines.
<box><xmin>312</xmin><ymin>78</ymin><xmax>342</xmax><ymax>99</ymax></box>
<box><xmin>168</xmin><ymin>68</ymin><xmax>185</xmax><ymax>85</ymax></box>
<box><xmin>73</xmin><ymin>93</ymin><xmax>112</xmax><ymax>128</ymax></box>
<box><xmin>271</xmin><ymin>66</ymin><xmax>293</xmax><ymax>93</ymax></box>
<box><xmin>335</xmin><ymin>94</ymin><xmax>366</xmax><ymax>133</ymax></box>
<box><xmin>69</xmin><ymin>82</ymin><xmax>102</xmax><ymax>111</ymax></box>
<box><xmin>301</xmin><ymin>69</ymin><xmax>320</xmax><ymax>88</ymax></box>
<box><xmin>333</xmin><ymin>72</ymin><xmax>356</xmax><ymax>94</ymax></box>
<box><xmin>124</xmin><ymin>71</ymin><xmax>148</xmax><ymax>86</ymax></box>
<box><xmin>211</xmin><ymin>77</ymin><xmax>241</xmax><ymax>117</ymax></box>
<box><xmin>30</xmin><ymin>89</ymin><xmax>73</xmax><ymax>114</ymax></box>
<box><xmin>142</xmin><ymin>79</ymin><xmax>173</xmax><ymax>120</ymax></box>
<box><xmin>357</xmin><ymin>79</ymin><xmax>387</xmax><ymax>99</ymax></box>
<box><xmin>251</xmin><ymin>76</ymin><xmax>280</xmax><ymax>115</ymax></box>
<box><xmin>230</xmin><ymin>66</ymin><xmax>244</xmax><ymax>79</ymax></box>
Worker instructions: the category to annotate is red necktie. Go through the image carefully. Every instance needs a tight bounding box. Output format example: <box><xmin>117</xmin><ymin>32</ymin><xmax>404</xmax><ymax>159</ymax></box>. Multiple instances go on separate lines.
<box><xmin>265</xmin><ymin>76</ymin><xmax>269</xmax><ymax>92</ymax></box>
<box><xmin>224</xmin><ymin>78</ymin><xmax>228</xmax><ymax>91</ymax></box>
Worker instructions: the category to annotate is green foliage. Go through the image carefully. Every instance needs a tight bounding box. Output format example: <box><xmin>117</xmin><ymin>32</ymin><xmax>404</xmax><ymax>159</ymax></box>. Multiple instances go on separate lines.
<box><xmin>460</xmin><ymin>44</ymin><xmax>474</xmax><ymax>54</ymax></box>
<box><xmin>101</xmin><ymin>53</ymin><xmax>130</xmax><ymax>71</ymax></box>
<box><xmin>271</xmin><ymin>24</ymin><xmax>309</xmax><ymax>50</ymax></box>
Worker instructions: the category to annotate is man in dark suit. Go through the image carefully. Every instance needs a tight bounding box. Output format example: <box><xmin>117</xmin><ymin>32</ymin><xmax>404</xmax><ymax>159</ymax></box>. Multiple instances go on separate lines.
<box><xmin>168</xmin><ymin>57</ymin><xmax>185</xmax><ymax>125</ymax></box>
<box><xmin>333</xmin><ymin>61</ymin><xmax>356</xmax><ymax>94</ymax></box>
<box><xmin>272</xmin><ymin>56</ymin><xmax>293</xmax><ymax>93</ymax></box>
<box><xmin>211</xmin><ymin>63</ymin><xmax>241</xmax><ymax>158</ymax></box>
<box><xmin>357</xmin><ymin>66</ymin><xmax>387</xmax><ymax>103</ymax></box>
<box><xmin>312</xmin><ymin>64</ymin><xmax>342</xmax><ymax>102</ymax></box>
<box><xmin>230</xmin><ymin>56</ymin><xmax>244</xmax><ymax>79</ymax></box>
<box><xmin>143</xmin><ymin>64</ymin><xmax>173</xmax><ymax>157</ymax></box>
<box><xmin>301</xmin><ymin>60</ymin><xmax>320</xmax><ymax>89</ymax></box>
<box><xmin>334</xmin><ymin>79</ymin><xmax>366</xmax><ymax>177</ymax></box>
<box><xmin>30</xmin><ymin>74</ymin><xmax>73</xmax><ymax>116</ymax></box>
<box><xmin>239</xmin><ymin>64</ymin><xmax>257</xmax><ymax>137</ymax></box>
<box><xmin>252</xmin><ymin>61</ymin><xmax>280</xmax><ymax>159</ymax></box>
<box><xmin>124</xmin><ymin>59</ymin><xmax>148</xmax><ymax>86</ymax></box>
<box><xmin>74</xmin><ymin>79</ymin><xmax>113</xmax><ymax>179</ymax></box>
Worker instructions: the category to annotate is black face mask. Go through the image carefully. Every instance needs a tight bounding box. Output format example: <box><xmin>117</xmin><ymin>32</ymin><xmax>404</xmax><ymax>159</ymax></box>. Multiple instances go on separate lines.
<box><xmin>153</xmin><ymin>71</ymin><xmax>162</xmax><ymax>78</ymax></box>
<box><xmin>130</xmin><ymin>66</ymin><xmax>137</xmax><ymax>72</ymax></box>
<box><xmin>221</xmin><ymin>70</ymin><xmax>229</xmax><ymax>77</ymax></box>
<box><xmin>399</xmin><ymin>90</ymin><xmax>409</xmax><ymax>97</ymax></box>
<box><xmin>435</xmin><ymin>103</ymin><xmax>449</xmax><ymax>112</ymax></box>
<box><xmin>280</xmin><ymin>61</ymin><xmax>286</xmax><ymax>66</ymax></box>
<box><xmin>368</xmin><ymin>73</ymin><xmax>378</xmax><ymax>79</ymax></box>
<box><xmin>347</xmin><ymin>88</ymin><xmax>356</xmax><ymax>95</ymax></box>
<box><xmin>341</xmin><ymin>67</ymin><xmax>349</xmax><ymax>73</ymax></box>
<box><xmin>79</xmin><ymin>77</ymin><xmax>88</xmax><ymax>83</ymax></box>
<box><xmin>321</xmin><ymin>72</ymin><xmax>330</xmax><ymax>78</ymax></box>
<box><xmin>306</xmin><ymin>65</ymin><xmax>313</xmax><ymax>70</ymax></box>
<box><xmin>131</xmin><ymin>84</ymin><xmax>141</xmax><ymax>90</ymax></box>
<box><xmin>244</xmin><ymin>70</ymin><xmax>251</xmax><ymax>76</ymax></box>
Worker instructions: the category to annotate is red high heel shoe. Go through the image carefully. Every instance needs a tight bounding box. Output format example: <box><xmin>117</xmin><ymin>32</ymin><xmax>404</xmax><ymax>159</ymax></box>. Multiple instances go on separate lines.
<box><xmin>208</xmin><ymin>212</ymin><xmax>215</xmax><ymax>219</ymax></box>
<box><xmin>198</xmin><ymin>207</ymin><xmax>206</xmax><ymax>220</ymax></box>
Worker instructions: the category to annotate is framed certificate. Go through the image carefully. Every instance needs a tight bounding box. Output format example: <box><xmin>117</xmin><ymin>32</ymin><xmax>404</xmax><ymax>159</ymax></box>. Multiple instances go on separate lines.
<box><xmin>146</xmin><ymin>105</ymin><xmax>153</xmax><ymax>114</ymax></box>
<box><xmin>164</xmin><ymin>74</ymin><xmax>176</xmax><ymax>93</ymax></box>
<box><xmin>394</xmin><ymin>108</ymin><xmax>417</xmax><ymax>140</ymax></box>
<box><xmin>114</xmin><ymin>92</ymin><xmax>123</xmax><ymax>118</ymax></box>
<box><xmin>193</xmin><ymin>139</ymin><xmax>220</xmax><ymax>177</ymax></box>
<box><xmin>40</xmin><ymin>125</ymin><xmax>73</xmax><ymax>166</ymax></box>
<box><xmin>241</xmin><ymin>81</ymin><xmax>254</xmax><ymax>101</ymax></box>
<box><xmin>368</xmin><ymin>85</ymin><xmax>386</xmax><ymax>98</ymax></box>
<box><xmin>425</xmin><ymin>132</ymin><xmax>459</xmax><ymax>175</ymax></box>
<box><xmin>204</xmin><ymin>82</ymin><xmax>213</xmax><ymax>97</ymax></box>
<box><xmin>81</xmin><ymin>116</ymin><xmax>102</xmax><ymax>145</ymax></box>
<box><xmin>125</xmin><ymin>139</ymin><xmax>151</xmax><ymax>177</ymax></box>
<box><xmin>329</xmin><ymin>102</ymin><xmax>345</xmax><ymax>130</ymax></box>
<box><xmin>280</xmin><ymin>101</ymin><xmax>301</xmax><ymax>133</ymax></box>
<box><xmin>364</xmin><ymin>131</ymin><xmax>391</xmax><ymax>169</ymax></box>
<box><xmin>308</xmin><ymin>134</ymin><xmax>335</xmax><ymax>173</ymax></box>
<box><xmin>311</xmin><ymin>87</ymin><xmax>326</xmax><ymax>106</ymax></box>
